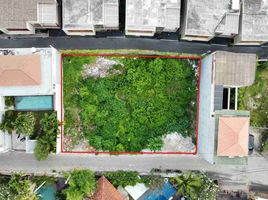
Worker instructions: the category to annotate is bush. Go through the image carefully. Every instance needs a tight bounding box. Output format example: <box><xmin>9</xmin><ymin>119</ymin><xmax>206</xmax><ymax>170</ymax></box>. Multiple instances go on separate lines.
<box><xmin>5</xmin><ymin>96</ymin><xmax>14</xmax><ymax>107</ymax></box>
<box><xmin>14</xmin><ymin>112</ymin><xmax>36</xmax><ymax>136</ymax></box>
<box><xmin>104</xmin><ymin>171</ymin><xmax>141</xmax><ymax>187</ymax></box>
<box><xmin>8</xmin><ymin>174</ymin><xmax>37</xmax><ymax>200</ymax></box>
<box><xmin>34</xmin><ymin>112</ymin><xmax>60</xmax><ymax>160</ymax></box>
<box><xmin>34</xmin><ymin>140</ymin><xmax>50</xmax><ymax>161</ymax></box>
<box><xmin>0</xmin><ymin>110</ymin><xmax>16</xmax><ymax>133</ymax></box>
<box><xmin>63</xmin><ymin>170</ymin><xmax>96</xmax><ymax>200</ymax></box>
<box><xmin>147</xmin><ymin>137</ymin><xmax>163</xmax><ymax>151</ymax></box>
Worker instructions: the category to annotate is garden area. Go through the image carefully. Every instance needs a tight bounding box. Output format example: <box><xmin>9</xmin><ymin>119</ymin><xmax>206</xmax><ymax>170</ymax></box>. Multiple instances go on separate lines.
<box><xmin>63</xmin><ymin>55</ymin><xmax>198</xmax><ymax>152</ymax></box>
<box><xmin>239</xmin><ymin>61</ymin><xmax>268</xmax><ymax>152</ymax></box>
<box><xmin>0</xmin><ymin>170</ymin><xmax>218</xmax><ymax>200</ymax></box>
<box><xmin>0</xmin><ymin>96</ymin><xmax>60</xmax><ymax>160</ymax></box>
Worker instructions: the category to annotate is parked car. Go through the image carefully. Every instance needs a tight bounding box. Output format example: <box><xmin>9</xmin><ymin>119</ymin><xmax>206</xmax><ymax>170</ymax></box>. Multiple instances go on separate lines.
<box><xmin>249</xmin><ymin>134</ymin><xmax>254</xmax><ymax>152</ymax></box>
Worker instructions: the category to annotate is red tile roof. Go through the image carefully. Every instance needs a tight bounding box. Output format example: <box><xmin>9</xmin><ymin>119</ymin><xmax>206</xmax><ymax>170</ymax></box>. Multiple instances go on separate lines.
<box><xmin>0</xmin><ymin>55</ymin><xmax>41</xmax><ymax>86</ymax></box>
<box><xmin>217</xmin><ymin>117</ymin><xmax>249</xmax><ymax>157</ymax></box>
<box><xmin>89</xmin><ymin>176</ymin><xmax>125</xmax><ymax>200</ymax></box>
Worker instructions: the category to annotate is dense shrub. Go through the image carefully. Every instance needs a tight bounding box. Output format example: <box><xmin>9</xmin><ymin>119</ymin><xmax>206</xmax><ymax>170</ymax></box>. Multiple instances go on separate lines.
<box><xmin>63</xmin><ymin>169</ymin><xmax>96</xmax><ymax>200</ymax></box>
<box><xmin>104</xmin><ymin>171</ymin><xmax>141</xmax><ymax>187</ymax></box>
<box><xmin>0</xmin><ymin>110</ymin><xmax>16</xmax><ymax>133</ymax></box>
<box><xmin>63</xmin><ymin>57</ymin><xmax>197</xmax><ymax>151</ymax></box>
<box><xmin>5</xmin><ymin>96</ymin><xmax>14</xmax><ymax>107</ymax></box>
<box><xmin>14</xmin><ymin>112</ymin><xmax>36</xmax><ymax>136</ymax></box>
<box><xmin>34</xmin><ymin>112</ymin><xmax>60</xmax><ymax>160</ymax></box>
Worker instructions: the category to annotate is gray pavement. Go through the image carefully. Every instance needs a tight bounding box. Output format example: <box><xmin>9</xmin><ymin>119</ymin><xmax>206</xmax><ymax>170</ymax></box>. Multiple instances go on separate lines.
<box><xmin>0</xmin><ymin>152</ymin><xmax>267</xmax><ymax>189</ymax></box>
<box><xmin>0</xmin><ymin>37</ymin><xmax>267</xmax><ymax>59</ymax></box>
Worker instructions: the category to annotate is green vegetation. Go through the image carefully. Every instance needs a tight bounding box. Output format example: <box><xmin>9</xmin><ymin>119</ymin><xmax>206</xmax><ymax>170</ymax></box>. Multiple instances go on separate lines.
<box><xmin>142</xmin><ymin>174</ymin><xmax>165</xmax><ymax>189</ymax></box>
<box><xmin>0</xmin><ymin>110</ymin><xmax>59</xmax><ymax>160</ymax></box>
<box><xmin>239</xmin><ymin>62</ymin><xmax>268</xmax><ymax>127</ymax></box>
<box><xmin>0</xmin><ymin>174</ymin><xmax>37</xmax><ymax>200</ymax></box>
<box><xmin>104</xmin><ymin>171</ymin><xmax>141</xmax><ymax>187</ymax></box>
<box><xmin>34</xmin><ymin>112</ymin><xmax>60</xmax><ymax>160</ymax></box>
<box><xmin>171</xmin><ymin>172</ymin><xmax>218</xmax><ymax>200</ymax></box>
<box><xmin>0</xmin><ymin>110</ymin><xmax>16</xmax><ymax>133</ymax></box>
<box><xmin>63</xmin><ymin>56</ymin><xmax>197</xmax><ymax>152</ymax></box>
<box><xmin>14</xmin><ymin>112</ymin><xmax>36</xmax><ymax>136</ymax></box>
<box><xmin>4</xmin><ymin>96</ymin><xmax>14</xmax><ymax>107</ymax></box>
<box><xmin>63</xmin><ymin>169</ymin><xmax>96</xmax><ymax>200</ymax></box>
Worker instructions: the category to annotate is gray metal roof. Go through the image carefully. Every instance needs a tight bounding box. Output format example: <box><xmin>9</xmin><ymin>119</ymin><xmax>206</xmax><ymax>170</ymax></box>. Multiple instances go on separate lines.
<box><xmin>184</xmin><ymin>0</ymin><xmax>239</xmax><ymax>37</ymax></box>
<box><xmin>239</xmin><ymin>0</ymin><xmax>268</xmax><ymax>42</ymax></box>
<box><xmin>214</xmin><ymin>51</ymin><xmax>256</xmax><ymax>87</ymax></box>
<box><xmin>126</xmin><ymin>0</ymin><xmax>180</xmax><ymax>31</ymax></box>
<box><xmin>0</xmin><ymin>0</ymin><xmax>56</xmax><ymax>29</ymax></box>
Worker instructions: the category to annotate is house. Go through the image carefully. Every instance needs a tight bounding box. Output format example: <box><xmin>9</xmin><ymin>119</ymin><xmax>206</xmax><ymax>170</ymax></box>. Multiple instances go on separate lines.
<box><xmin>198</xmin><ymin>51</ymin><xmax>256</xmax><ymax>164</ymax></box>
<box><xmin>0</xmin><ymin>47</ymin><xmax>61</xmax><ymax>153</ymax></box>
<box><xmin>0</xmin><ymin>0</ymin><xmax>59</xmax><ymax>35</ymax></box>
<box><xmin>62</xmin><ymin>0</ymin><xmax>119</xmax><ymax>36</ymax></box>
<box><xmin>234</xmin><ymin>0</ymin><xmax>268</xmax><ymax>45</ymax></box>
<box><xmin>89</xmin><ymin>176</ymin><xmax>125</xmax><ymax>200</ymax></box>
<box><xmin>125</xmin><ymin>0</ymin><xmax>181</xmax><ymax>36</ymax></box>
<box><xmin>180</xmin><ymin>0</ymin><xmax>240</xmax><ymax>41</ymax></box>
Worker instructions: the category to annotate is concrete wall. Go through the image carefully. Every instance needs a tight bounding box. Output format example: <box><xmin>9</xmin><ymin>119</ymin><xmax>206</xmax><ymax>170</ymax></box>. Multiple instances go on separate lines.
<box><xmin>0</xmin><ymin>96</ymin><xmax>11</xmax><ymax>152</ymax></box>
<box><xmin>198</xmin><ymin>54</ymin><xmax>215</xmax><ymax>164</ymax></box>
<box><xmin>52</xmin><ymin>47</ymin><xmax>62</xmax><ymax>154</ymax></box>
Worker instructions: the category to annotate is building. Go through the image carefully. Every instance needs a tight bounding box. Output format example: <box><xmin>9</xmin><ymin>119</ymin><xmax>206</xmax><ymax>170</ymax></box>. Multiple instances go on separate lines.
<box><xmin>180</xmin><ymin>0</ymin><xmax>240</xmax><ymax>41</ymax></box>
<box><xmin>62</xmin><ymin>0</ymin><xmax>119</xmax><ymax>36</ymax></box>
<box><xmin>198</xmin><ymin>51</ymin><xmax>256</xmax><ymax>164</ymax></box>
<box><xmin>234</xmin><ymin>0</ymin><xmax>268</xmax><ymax>45</ymax></box>
<box><xmin>125</xmin><ymin>0</ymin><xmax>181</xmax><ymax>36</ymax></box>
<box><xmin>0</xmin><ymin>47</ymin><xmax>61</xmax><ymax>153</ymax></box>
<box><xmin>0</xmin><ymin>0</ymin><xmax>59</xmax><ymax>35</ymax></box>
<box><xmin>89</xmin><ymin>176</ymin><xmax>125</xmax><ymax>200</ymax></box>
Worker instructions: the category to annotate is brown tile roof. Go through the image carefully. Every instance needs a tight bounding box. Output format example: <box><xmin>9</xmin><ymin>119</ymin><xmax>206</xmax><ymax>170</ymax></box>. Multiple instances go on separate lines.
<box><xmin>89</xmin><ymin>176</ymin><xmax>125</xmax><ymax>200</ymax></box>
<box><xmin>0</xmin><ymin>55</ymin><xmax>41</xmax><ymax>86</ymax></box>
<box><xmin>217</xmin><ymin>117</ymin><xmax>249</xmax><ymax>157</ymax></box>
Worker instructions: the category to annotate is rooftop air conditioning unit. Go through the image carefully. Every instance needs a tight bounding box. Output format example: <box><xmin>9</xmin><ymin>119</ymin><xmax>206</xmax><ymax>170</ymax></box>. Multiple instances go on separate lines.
<box><xmin>231</xmin><ymin>0</ymin><xmax>240</xmax><ymax>11</ymax></box>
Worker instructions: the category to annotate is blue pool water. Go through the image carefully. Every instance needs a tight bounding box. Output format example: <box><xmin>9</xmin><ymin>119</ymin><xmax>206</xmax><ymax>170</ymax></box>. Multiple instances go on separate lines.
<box><xmin>36</xmin><ymin>185</ymin><xmax>56</xmax><ymax>200</ymax></box>
<box><xmin>141</xmin><ymin>182</ymin><xmax>176</xmax><ymax>200</ymax></box>
<box><xmin>15</xmin><ymin>96</ymin><xmax>53</xmax><ymax>111</ymax></box>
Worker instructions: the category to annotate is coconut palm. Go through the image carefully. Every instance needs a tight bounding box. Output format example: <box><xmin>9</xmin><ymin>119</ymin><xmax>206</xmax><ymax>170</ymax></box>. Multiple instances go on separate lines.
<box><xmin>172</xmin><ymin>172</ymin><xmax>202</xmax><ymax>200</ymax></box>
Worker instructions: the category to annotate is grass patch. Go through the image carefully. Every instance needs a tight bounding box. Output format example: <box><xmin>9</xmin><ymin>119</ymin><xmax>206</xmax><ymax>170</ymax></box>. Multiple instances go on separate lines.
<box><xmin>239</xmin><ymin>62</ymin><xmax>268</xmax><ymax>127</ymax></box>
<box><xmin>63</xmin><ymin>55</ymin><xmax>198</xmax><ymax>152</ymax></box>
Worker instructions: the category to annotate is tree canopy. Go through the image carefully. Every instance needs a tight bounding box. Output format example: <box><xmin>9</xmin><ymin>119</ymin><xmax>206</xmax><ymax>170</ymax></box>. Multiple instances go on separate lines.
<box><xmin>63</xmin><ymin>169</ymin><xmax>96</xmax><ymax>200</ymax></box>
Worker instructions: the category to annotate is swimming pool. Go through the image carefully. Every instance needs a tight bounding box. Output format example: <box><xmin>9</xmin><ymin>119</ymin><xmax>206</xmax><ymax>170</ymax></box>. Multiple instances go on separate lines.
<box><xmin>15</xmin><ymin>96</ymin><xmax>53</xmax><ymax>111</ymax></box>
<box><xmin>36</xmin><ymin>185</ymin><xmax>56</xmax><ymax>200</ymax></box>
<box><xmin>139</xmin><ymin>181</ymin><xmax>176</xmax><ymax>200</ymax></box>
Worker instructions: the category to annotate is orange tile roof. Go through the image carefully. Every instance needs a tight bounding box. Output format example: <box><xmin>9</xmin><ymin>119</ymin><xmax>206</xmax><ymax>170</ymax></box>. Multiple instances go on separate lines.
<box><xmin>89</xmin><ymin>176</ymin><xmax>125</xmax><ymax>200</ymax></box>
<box><xmin>217</xmin><ymin>117</ymin><xmax>249</xmax><ymax>157</ymax></box>
<box><xmin>0</xmin><ymin>55</ymin><xmax>41</xmax><ymax>86</ymax></box>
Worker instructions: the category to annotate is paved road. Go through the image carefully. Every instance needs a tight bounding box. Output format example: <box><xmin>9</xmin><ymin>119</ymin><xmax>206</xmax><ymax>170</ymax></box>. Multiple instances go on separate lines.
<box><xmin>0</xmin><ymin>152</ymin><xmax>267</xmax><ymax>189</ymax></box>
<box><xmin>0</xmin><ymin>37</ymin><xmax>268</xmax><ymax>59</ymax></box>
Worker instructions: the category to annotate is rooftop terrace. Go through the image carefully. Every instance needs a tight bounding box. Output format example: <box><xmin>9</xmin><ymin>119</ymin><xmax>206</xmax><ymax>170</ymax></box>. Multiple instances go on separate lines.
<box><xmin>126</xmin><ymin>0</ymin><xmax>181</xmax><ymax>36</ymax></box>
<box><xmin>182</xmin><ymin>0</ymin><xmax>240</xmax><ymax>40</ymax></box>
<box><xmin>236</xmin><ymin>0</ymin><xmax>268</xmax><ymax>44</ymax></box>
<box><xmin>63</xmin><ymin>0</ymin><xmax>119</xmax><ymax>35</ymax></box>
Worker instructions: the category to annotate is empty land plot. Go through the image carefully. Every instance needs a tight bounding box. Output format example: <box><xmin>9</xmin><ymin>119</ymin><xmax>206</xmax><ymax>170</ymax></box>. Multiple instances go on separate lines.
<box><xmin>62</xmin><ymin>55</ymin><xmax>199</xmax><ymax>153</ymax></box>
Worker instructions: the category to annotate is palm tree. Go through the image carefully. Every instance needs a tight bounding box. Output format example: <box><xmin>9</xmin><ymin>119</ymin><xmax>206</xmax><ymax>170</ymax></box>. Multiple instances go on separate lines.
<box><xmin>172</xmin><ymin>172</ymin><xmax>202</xmax><ymax>200</ymax></box>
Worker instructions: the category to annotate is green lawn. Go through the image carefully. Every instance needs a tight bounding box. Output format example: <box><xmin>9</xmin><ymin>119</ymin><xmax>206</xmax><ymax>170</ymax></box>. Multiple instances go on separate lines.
<box><xmin>63</xmin><ymin>56</ymin><xmax>198</xmax><ymax>152</ymax></box>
